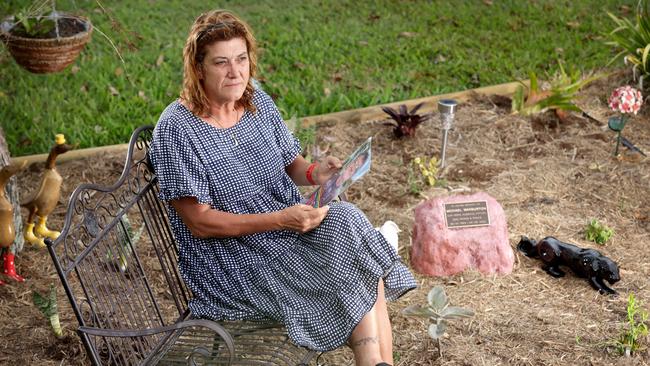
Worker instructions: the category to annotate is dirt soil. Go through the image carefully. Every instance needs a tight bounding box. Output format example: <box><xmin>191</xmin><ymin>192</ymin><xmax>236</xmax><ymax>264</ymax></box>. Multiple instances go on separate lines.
<box><xmin>10</xmin><ymin>17</ymin><xmax>88</xmax><ymax>39</ymax></box>
<box><xmin>0</xmin><ymin>70</ymin><xmax>648</xmax><ymax>365</ymax></box>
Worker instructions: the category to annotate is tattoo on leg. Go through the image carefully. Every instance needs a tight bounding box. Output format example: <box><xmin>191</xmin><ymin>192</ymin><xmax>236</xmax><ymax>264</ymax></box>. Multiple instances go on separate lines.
<box><xmin>350</xmin><ymin>336</ymin><xmax>379</xmax><ymax>348</ymax></box>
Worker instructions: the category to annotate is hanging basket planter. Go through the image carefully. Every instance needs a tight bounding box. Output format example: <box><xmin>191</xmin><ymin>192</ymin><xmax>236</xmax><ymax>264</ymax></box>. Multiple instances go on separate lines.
<box><xmin>0</xmin><ymin>14</ymin><xmax>92</xmax><ymax>74</ymax></box>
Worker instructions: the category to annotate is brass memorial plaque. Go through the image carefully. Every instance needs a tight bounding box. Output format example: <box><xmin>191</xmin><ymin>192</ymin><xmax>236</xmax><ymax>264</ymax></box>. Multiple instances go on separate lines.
<box><xmin>443</xmin><ymin>201</ymin><xmax>490</xmax><ymax>228</ymax></box>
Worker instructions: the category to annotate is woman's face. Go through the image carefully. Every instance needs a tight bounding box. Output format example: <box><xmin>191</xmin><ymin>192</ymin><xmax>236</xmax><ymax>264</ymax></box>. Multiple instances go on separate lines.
<box><xmin>200</xmin><ymin>37</ymin><xmax>250</xmax><ymax>105</ymax></box>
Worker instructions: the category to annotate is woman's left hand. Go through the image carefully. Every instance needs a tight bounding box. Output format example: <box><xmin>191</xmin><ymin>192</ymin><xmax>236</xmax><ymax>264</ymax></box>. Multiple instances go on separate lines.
<box><xmin>314</xmin><ymin>156</ymin><xmax>342</xmax><ymax>185</ymax></box>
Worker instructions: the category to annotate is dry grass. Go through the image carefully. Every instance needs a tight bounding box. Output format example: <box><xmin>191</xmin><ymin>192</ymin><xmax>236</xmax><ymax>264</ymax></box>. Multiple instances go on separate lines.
<box><xmin>1</xmin><ymin>70</ymin><xmax>649</xmax><ymax>365</ymax></box>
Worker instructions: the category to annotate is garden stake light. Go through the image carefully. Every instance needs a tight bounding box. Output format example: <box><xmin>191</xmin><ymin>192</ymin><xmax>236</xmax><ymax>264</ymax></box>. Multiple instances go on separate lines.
<box><xmin>438</xmin><ymin>99</ymin><xmax>457</xmax><ymax>168</ymax></box>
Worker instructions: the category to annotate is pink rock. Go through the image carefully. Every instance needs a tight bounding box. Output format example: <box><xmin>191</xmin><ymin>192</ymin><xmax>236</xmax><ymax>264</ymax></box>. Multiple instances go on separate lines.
<box><xmin>411</xmin><ymin>192</ymin><xmax>514</xmax><ymax>276</ymax></box>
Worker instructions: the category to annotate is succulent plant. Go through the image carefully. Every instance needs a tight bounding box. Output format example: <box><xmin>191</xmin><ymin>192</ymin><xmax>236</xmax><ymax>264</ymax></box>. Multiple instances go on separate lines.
<box><xmin>382</xmin><ymin>102</ymin><xmax>427</xmax><ymax>138</ymax></box>
<box><xmin>402</xmin><ymin>286</ymin><xmax>474</xmax><ymax>358</ymax></box>
<box><xmin>33</xmin><ymin>285</ymin><xmax>62</xmax><ymax>338</ymax></box>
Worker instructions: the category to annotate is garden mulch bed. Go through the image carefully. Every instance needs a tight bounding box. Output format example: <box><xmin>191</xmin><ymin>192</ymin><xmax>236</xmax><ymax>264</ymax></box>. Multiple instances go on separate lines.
<box><xmin>1</xmin><ymin>70</ymin><xmax>648</xmax><ymax>365</ymax></box>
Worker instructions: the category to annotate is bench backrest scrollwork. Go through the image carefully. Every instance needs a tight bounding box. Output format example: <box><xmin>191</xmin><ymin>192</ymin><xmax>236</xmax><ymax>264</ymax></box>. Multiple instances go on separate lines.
<box><xmin>46</xmin><ymin>125</ymin><xmax>191</xmax><ymax>365</ymax></box>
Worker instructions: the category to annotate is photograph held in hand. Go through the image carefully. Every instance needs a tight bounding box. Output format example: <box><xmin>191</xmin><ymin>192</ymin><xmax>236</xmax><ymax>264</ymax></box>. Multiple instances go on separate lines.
<box><xmin>302</xmin><ymin>137</ymin><xmax>372</xmax><ymax>208</ymax></box>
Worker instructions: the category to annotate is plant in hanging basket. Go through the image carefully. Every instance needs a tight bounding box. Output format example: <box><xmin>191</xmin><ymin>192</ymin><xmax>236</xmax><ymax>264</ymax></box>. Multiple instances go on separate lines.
<box><xmin>0</xmin><ymin>12</ymin><xmax>92</xmax><ymax>74</ymax></box>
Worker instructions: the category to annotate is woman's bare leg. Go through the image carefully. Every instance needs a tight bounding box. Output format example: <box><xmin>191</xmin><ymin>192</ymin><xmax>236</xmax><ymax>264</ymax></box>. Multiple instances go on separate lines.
<box><xmin>376</xmin><ymin>279</ymin><xmax>393</xmax><ymax>364</ymax></box>
<box><xmin>348</xmin><ymin>278</ymin><xmax>393</xmax><ymax>366</ymax></box>
<box><xmin>349</xmin><ymin>305</ymin><xmax>383</xmax><ymax>366</ymax></box>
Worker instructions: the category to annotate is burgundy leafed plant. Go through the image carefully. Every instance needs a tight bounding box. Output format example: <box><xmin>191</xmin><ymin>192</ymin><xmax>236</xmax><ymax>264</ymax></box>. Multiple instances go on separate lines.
<box><xmin>382</xmin><ymin>102</ymin><xmax>426</xmax><ymax>138</ymax></box>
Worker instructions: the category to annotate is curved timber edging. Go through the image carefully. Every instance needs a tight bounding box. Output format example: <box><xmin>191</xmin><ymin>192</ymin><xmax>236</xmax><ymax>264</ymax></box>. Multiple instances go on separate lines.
<box><xmin>298</xmin><ymin>80</ymin><xmax>526</xmax><ymax>127</ymax></box>
<box><xmin>11</xmin><ymin>80</ymin><xmax>526</xmax><ymax>167</ymax></box>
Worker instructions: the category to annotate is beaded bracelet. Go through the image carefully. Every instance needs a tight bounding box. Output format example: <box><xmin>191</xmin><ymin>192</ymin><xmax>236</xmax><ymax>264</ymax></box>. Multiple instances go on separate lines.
<box><xmin>306</xmin><ymin>163</ymin><xmax>318</xmax><ymax>185</ymax></box>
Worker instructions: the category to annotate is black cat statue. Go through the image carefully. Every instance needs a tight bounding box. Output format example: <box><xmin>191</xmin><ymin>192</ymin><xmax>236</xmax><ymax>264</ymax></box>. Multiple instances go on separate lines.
<box><xmin>517</xmin><ymin>236</ymin><xmax>620</xmax><ymax>295</ymax></box>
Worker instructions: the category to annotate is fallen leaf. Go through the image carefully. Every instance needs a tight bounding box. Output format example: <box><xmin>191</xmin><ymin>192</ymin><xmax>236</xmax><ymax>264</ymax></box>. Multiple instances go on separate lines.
<box><xmin>358</xmin><ymin>40</ymin><xmax>368</xmax><ymax>46</ymax></box>
<box><xmin>434</xmin><ymin>54</ymin><xmax>447</xmax><ymax>64</ymax></box>
<box><xmin>588</xmin><ymin>163</ymin><xmax>602</xmax><ymax>171</ymax></box>
<box><xmin>323</xmin><ymin>87</ymin><xmax>331</xmax><ymax>97</ymax></box>
<box><xmin>156</xmin><ymin>54</ymin><xmax>164</xmax><ymax>67</ymax></box>
<box><xmin>114</xmin><ymin>67</ymin><xmax>124</xmax><ymax>76</ymax></box>
<box><xmin>566</xmin><ymin>21</ymin><xmax>580</xmax><ymax>29</ymax></box>
<box><xmin>331</xmin><ymin>72</ymin><xmax>343</xmax><ymax>82</ymax></box>
<box><xmin>138</xmin><ymin>90</ymin><xmax>148</xmax><ymax>101</ymax></box>
<box><xmin>633</xmin><ymin>210</ymin><xmax>649</xmax><ymax>222</ymax></box>
<box><xmin>94</xmin><ymin>125</ymin><xmax>104</xmax><ymax>134</ymax></box>
<box><xmin>109</xmin><ymin>85</ymin><xmax>120</xmax><ymax>96</ymax></box>
<box><xmin>398</xmin><ymin>31</ymin><xmax>417</xmax><ymax>38</ymax></box>
<box><xmin>368</xmin><ymin>13</ymin><xmax>380</xmax><ymax>21</ymax></box>
<box><xmin>293</xmin><ymin>62</ymin><xmax>305</xmax><ymax>70</ymax></box>
<box><xmin>482</xmin><ymin>0</ymin><xmax>493</xmax><ymax>5</ymax></box>
<box><xmin>70</xmin><ymin>65</ymin><xmax>80</xmax><ymax>74</ymax></box>
<box><xmin>80</xmin><ymin>84</ymin><xmax>88</xmax><ymax>94</ymax></box>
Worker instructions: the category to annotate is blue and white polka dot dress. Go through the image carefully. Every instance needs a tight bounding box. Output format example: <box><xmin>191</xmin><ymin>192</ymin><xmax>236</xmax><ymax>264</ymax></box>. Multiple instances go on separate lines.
<box><xmin>149</xmin><ymin>89</ymin><xmax>416</xmax><ymax>351</ymax></box>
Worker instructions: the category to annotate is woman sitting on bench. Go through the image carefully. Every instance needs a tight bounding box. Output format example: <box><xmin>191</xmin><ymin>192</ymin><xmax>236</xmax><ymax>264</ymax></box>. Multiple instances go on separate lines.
<box><xmin>149</xmin><ymin>9</ymin><xmax>416</xmax><ymax>366</ymax></box>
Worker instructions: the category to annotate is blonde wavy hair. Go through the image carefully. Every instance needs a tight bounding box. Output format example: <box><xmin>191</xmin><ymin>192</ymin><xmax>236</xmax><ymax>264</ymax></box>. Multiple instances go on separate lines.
<box><xmin>180</xmin><ymin>10</ymin><xmax>258</xmax><ymax>116</ymax></box>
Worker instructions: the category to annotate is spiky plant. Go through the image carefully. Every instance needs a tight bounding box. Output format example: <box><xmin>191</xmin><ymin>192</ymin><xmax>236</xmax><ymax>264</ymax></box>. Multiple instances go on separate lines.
<box><xmin>606</xmin><ymin>0</ymin><xmax>650</xmax><ymax>89</ymax></box>
<box><xmin>106</xmin><ymin>214</ymin><xmax>144</xmax><ymax>272</ymax></box>
<box><xmin>613</xmin><ymin>293</ymin><xmax>649</xmax><ymax>357</ymax></box>
<box><xmin>382</xmin><ymin>102</ymin><xmax>427</xmax><ymax>138</ymax></box>
<box><xmin>33</xmin><ymin>285</ymin><xmax>62</xmax><ymax>338</ymax></box>
<box><xmin>511</xmin><ymin>63</ymin><xmax>602</xmax><ymax>119</ymax></box>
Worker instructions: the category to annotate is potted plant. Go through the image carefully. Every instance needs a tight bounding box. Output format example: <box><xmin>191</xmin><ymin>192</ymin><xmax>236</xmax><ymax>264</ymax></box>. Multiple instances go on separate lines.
<box><xmin>0</xmin><ymin>1</ymin><xmax>92</xmax><ymax>74</ymax></box>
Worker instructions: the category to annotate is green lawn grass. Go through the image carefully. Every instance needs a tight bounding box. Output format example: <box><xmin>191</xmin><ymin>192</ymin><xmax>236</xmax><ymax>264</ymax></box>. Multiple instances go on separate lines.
<box><xmin>0</xmin><ymin>0</ymin><xmax>635</xmax><ymax>156</ymax></box>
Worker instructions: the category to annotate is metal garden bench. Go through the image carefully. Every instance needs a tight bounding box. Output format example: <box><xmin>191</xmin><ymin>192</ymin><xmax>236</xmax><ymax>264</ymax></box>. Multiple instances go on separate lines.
<box><xmin>45</xmin><ymin>125</ymin><xmax>318</xmax><ymax>365</ymax></box>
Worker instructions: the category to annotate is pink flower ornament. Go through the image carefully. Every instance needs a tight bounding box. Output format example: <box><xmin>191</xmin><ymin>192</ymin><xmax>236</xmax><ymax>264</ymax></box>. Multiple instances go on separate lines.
<box><xmin>608</xmin><ymin>86</ymin><xmax>643</xmax><ymax>115</ymax></box>
<box><xmin>608</xmin><ymin>86</ymin><xmax>643</xmax><ymax>156</ymax></box>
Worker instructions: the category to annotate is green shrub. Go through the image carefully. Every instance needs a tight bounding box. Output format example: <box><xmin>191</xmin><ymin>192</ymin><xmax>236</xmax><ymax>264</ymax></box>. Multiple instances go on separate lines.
<box><xmin>584</xmin><ymin>219</ymin><xmax>614</xmax><ymax>245</ymax></box>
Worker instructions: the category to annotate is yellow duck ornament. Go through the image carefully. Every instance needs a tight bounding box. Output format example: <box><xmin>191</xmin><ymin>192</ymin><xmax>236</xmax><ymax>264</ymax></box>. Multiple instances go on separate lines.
<box><xmin>0</xmin><ymin>161</ymin><xmax>27</xmax><ymax>284</ymax></box>
<box><xmin>22</xmin><ymin>134</ymin><xmax>73</xmax><ymax>248</ymax></box>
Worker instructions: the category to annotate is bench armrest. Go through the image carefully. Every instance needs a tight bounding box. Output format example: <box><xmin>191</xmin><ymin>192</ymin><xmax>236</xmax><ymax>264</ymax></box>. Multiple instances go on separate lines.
<box><xmin>79</xmin><ymin>319</ymin><xmax>235</xmax><ymax>365</ymax></box>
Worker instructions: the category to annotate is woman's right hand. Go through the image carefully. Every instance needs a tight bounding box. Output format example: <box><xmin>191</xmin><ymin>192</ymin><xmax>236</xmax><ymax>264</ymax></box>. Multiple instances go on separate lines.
<box><xmin>279</xmin><ymin>204</ymin><xmax>329</xmax><ymax>233</ymax></box>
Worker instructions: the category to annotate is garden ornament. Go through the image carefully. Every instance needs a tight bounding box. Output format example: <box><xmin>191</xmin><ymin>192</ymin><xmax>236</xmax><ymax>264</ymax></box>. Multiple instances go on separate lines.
<box><xmin>607</xmin><ymin>86</ymin><xmax>643</xmax><ymax>156</ymax></box>
<box><xmin>22</xmin><ymin>134</ymin><xmax>73</xmax><ymax>248</ymax></box>
<box><xmin>438</xmin><ymin>99</ymin><xmax>457</xmax><ymax>168</ymax></box>
<box><xmin>375</xmin><ymin>220</ymin><xmax>400</xmax><ymax>253</ymax></box>
<box><xmin>517</xmin><ymin>236</ymin><xmax>620</xmax><ymax>295</ymax></box>
<box><xmin>0</xmin><ymin>161</ymin><xmax>27</xmax><ymax>284</ymax></box>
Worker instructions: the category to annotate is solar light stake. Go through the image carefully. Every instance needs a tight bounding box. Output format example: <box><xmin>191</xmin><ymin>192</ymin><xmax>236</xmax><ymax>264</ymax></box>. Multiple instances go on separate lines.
<box><xmin>438</xmin><ymin>99</ymin><xmax>458</xmax><ymax>168</ymax></box>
